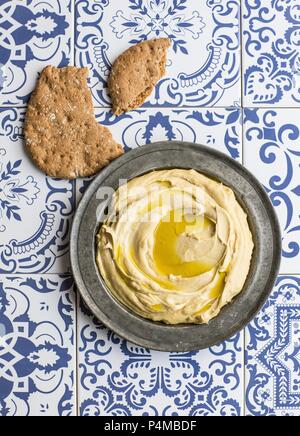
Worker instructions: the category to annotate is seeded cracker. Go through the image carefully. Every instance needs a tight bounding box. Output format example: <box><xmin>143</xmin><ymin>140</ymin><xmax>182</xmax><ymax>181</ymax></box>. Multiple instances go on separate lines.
<box><xmin>24</xmin><ymin>66</ymin><xmax>123</xmax><ymax>179</ymax></box>
<box><xmin>108</xmin><ymin>38</ymin><xmax>171</xmax><ymax>116</ymax></box>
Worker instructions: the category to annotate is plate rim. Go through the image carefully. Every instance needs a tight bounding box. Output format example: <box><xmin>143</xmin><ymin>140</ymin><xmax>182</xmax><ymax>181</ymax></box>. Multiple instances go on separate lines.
<box><xmin>70</xmin><ymin>141</ymin><xmax>282</xmax><ymax>351</ymax></box>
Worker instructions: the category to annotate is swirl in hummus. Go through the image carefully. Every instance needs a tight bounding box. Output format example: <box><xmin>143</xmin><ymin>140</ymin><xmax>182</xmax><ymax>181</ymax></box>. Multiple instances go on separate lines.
<box><xmin>96</xmin><ymin>169</ymin><xmax>254</xmax><ymax>324</ymax></box>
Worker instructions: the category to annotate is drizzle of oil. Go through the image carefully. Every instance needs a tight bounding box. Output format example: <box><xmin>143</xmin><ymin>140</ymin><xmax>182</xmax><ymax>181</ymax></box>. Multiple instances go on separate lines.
<box><xmin>193</xmin><ymin>272</ymin><xmax>226</xmax><ymax>316</ymax></box>
<box><xmin>157</xmin><ymin>180</ymin><xmax>172</xmax><ymax>188</ymax></box>
<box><xmin>116</xmin><ymin>245</ymin><xmax>127</xmax><ymax>272</ymax></box>
<box><xmin>209</xmin><ymin>272</ymin><xmax>226</xmax><ymax>299</ymax></box>
<box><xmin>129</xmin><ymin>247</ymin><xmax>176</xmax><ymax>290</ymax></box>
<box><xmin>194</xmin><ymin>301</ymin><xmax>214</xmax><ymax>316</ymax></box>
<box><xmin>150</xmin><ymin>304</ymin><xmax>164</xmax><ymax>312</ymax></box>
<box><xmin>153</xmin><ymin>209</ymin><xmax>213</xmax><ymax>277</ymax></box>
<box><xmin>115</xmin><ymin>244</ymin><xmax>177</xmax><ymax>290</ymax></box>
<box><xmin>115</xmin><ymin>245</ymin><xmax>137</xmax><ymax>284</ymax></box>
<box><xmin>116</xmin><ymin>208</ymin><xmax>227</xmax><ymax>295</ymax></box>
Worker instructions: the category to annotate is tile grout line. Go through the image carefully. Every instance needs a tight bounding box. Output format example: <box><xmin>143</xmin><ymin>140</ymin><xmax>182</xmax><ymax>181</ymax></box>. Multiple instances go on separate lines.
<box><xmin>241</xmin><ymin>108</ymin><xmax>246</xmax><ymax>418</ymax></box>
<box><xmin>243</xmin><ymin>327</ymin><xmax>247</xmax><ymax>417</ymax></box>
<box><xmin>2</xmin><ymin>105</ymin><xmax>300</xmax><ymax>110</ymax></box>
<box><xmin>239</xmin><ymin>0</ymin><xmax>243</xmax><ymax>111</ymax></box>
<box><xmin>239</xmin><ymin>0</ymin><xmax>246</xmax><ymax>418</ymax></box>
<box><xmin>73</xmin><ymin>0</ymin><xmax>76</xmax><ymax>68</ymax></box>
<box><xmin>75</xmin><ymin>283</ymin><xmax>80</xmax><ymax>417</ymax></box>
<box><xmin>71</xmin><ymin>0</ymin><xmax>79</xmax><ymax>417</ymax></box>
<box><xmin>240</xmin><ymin>0</ymin><xmax>244</xmax><ymax>110</ymax></box>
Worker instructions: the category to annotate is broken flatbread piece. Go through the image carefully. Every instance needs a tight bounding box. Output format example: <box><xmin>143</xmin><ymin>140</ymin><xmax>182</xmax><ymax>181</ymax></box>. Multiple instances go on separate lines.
<box><xmin>24</xmin><ymin>66</ymin><xmax>123</xmax><ymax>179</ymax></box>
<box><xmin>108</xmin><ymin>38</ymin><xmax>171</xmax><ymax>116</ymax></box>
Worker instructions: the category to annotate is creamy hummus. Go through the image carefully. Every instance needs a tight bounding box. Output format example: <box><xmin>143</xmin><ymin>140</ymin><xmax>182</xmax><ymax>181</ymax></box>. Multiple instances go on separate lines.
<box><xmin>96</xmin><ymin>169</ymin><xmax>254</xmax><ymax>324</ymax></box>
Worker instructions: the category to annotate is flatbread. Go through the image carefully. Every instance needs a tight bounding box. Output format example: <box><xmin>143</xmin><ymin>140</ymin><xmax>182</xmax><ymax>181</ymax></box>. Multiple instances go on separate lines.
<box><xmin>108</xmin><ymin>38</ymin><xmax>171</xmax><ymax>116</ymax></box>
<box><xmin>24</xmin><ymin>66</ymin><xmax>123</xmax><ymax>179</ymax></box>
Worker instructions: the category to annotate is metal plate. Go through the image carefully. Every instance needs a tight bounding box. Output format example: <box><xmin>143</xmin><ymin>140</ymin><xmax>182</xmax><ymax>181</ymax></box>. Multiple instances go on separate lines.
<box><xmin>70</xmin><ymin>142</ymin><xmax>281</xmax><ymax>352</ymax></box>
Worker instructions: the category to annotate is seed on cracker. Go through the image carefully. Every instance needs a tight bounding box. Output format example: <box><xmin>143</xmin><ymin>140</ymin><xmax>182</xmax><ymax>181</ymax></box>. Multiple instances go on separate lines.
<box><xmin>24</xmin><ymin>66</ymin><xmax>123</xmax><ymax>179</ymax></box>
<box><xmin>108</xmin><ymin>38</ymin><xmax>171</xmax><ymax>116</ymax></box>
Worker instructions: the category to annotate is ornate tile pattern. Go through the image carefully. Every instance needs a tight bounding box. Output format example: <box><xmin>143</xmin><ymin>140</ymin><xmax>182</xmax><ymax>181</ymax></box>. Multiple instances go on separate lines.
<box><xmin>0</xmin><ymin>0</ymin><xmax>73</xmax><ymax>106</ymax></box>
<box><xmin>242</xmin><ymin>0</ymin><xmax>300</xmax><ymax>106</ymax></box>
<box><xmin>77</xmin><ymin>107</ymin><xmax>242</xmax><ymax>197</ymax></box>
<box><xmin>243</xmin><ymin>108</ymin><xmax>300</xmax><ymax>274</ymax></box>
<box><xmin>0</xmin><ymin>275</ymin><xmax>76</xmax><ymax>416</ymax></box>
<box><xmin>0</xmin><ymin>0</ymin><xmax>299</xmax><ymax>417</ymax></box>
<box><xmin>246</xmin><ymin>276</ymin><xmax>300</xmax><ymax>416</ymax></box>
<box><xmin>95</xmin><ymin>107</ymin><xmax>242</xmax><ymax>157</ymax></box>
<box><xmin>0</xmin><ymin>108</ymin><xmax>76</xmax><ymax>274</ymax></box>
<box><xmin>75</xmin><ymin>0</ymin><xmax>241</xmax><ymax>108</ymax></box>
<box><xmin>78</xmin><ymin>302</ymin><xmax>243</xmax><ymax>417</ymax></box>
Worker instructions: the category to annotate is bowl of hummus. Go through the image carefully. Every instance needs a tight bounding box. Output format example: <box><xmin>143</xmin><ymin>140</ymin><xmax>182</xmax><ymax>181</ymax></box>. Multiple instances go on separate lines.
<box><xmin>71</xmin><ymin>142</ymin><xmax>281</xmax><ymax>351</ymax></box>
<box><xmin>96</xmin><ymin>169</ymin><xmax>254</xmax><ymax>325</ymax></box>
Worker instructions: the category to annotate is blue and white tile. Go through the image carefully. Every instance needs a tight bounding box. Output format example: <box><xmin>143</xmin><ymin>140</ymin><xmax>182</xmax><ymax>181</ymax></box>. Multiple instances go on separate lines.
<box><xmin>244</xmin><ymin>108</ymin><xmax>300</xmax><ymax>274</ymax></box>
<box><xmin>0</xmin><ymin>108</ymin><xmax>76</xmax><ymax>273</ymax></box>
<box><xmin>78</xmin><ymin>302</ymin><xmax>243</xmax><ymax>416</ymax></box>
<box><xmin>0</xmin><ymin>275</ymin><xmax>76</xmax><ymax>416</ymax></box>
<box><xmin>77</xmin><ymin>107</ymin><xmax>242</xmax><ymax>197</ymax></box>
<box><xmin>242</xmin><ymin>0</ymin><xmax>300</xmax><ymax>106</ymax></box>
<box><xmin>75</xmin><ymin>0</ymin><xmax>241</xmax><ymax>108</ymax></box>
<box><xmin>246</xmin><ymin>276</ymin><xmax>300</xmax><ymax>416</ymax></box>
<box><xmin>0</xmin><ymin>0</ymin><xmax>73</xmax><ymax>106</ymax></box>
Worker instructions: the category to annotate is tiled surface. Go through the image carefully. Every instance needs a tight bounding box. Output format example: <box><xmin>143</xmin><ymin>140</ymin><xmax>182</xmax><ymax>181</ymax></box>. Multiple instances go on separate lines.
<box><xmin>0</xmin><ymin>275</ymin><xmax>76</xmax><ymax>416</ymax></box>
<box><xmin>246</xmin><ymin>276</ymin><xmax>300</xmax><ymax>416</ymax></box>
<box><xmin>0</xmin><ymin>0</ymin><xmax>73</xmax><ymax>106</ymax></box>
<box><xmin>78</xmin><ymin>301</ymin><xmax>243</xmax><ymax>417</ymax></box>
<box><xmin>94</xmin><ymin>108</ymin><xmax>242</xmax><ymax>158</ymax></box>
<box><xmin>0</xmin><ymin>0</ymin><xmax>299</xmax><ymax>416</ymax></box>
<box><xmin>242</xmin><ymin>0</ymin><xmax>300</xmax><ymax>107</ymax></box>
<box><xmin>244</xmin><ymin>108</ymin><xmax>300</xmax><ymax>416</ymax></box>
<box><xmin>244</xmin><ymin>109</ymin><xmax>300</xmax><ymax>274</ymax></box>
<box><xmin>0</xmin><ymin>108</ymin><xmax>76</xmax><ymax>274</ymax></box>
<box><xmin>75</xmin><ymin>0</ymin><xmax>241</xmax><ymax>107</ymax></box>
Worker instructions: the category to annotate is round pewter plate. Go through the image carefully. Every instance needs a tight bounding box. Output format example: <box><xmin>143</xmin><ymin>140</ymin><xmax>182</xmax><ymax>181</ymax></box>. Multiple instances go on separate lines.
<box><xmin>70</xmin><ymin>141</ymin><xmax>281</xmax><ymax>352</ymax></box>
